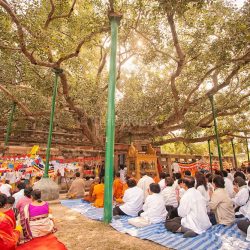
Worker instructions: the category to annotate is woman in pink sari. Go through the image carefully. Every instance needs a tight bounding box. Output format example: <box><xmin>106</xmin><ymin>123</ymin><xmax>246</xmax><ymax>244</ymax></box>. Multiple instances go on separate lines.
<box><xmin>23</xmin><ymin>189</ymin><xmax>55</xmax><ymax>239</ymax></box>
<box><xmin>16</xmin><ymin>187</ymin><xmax>33</xmax><ymax>242</ymax></box>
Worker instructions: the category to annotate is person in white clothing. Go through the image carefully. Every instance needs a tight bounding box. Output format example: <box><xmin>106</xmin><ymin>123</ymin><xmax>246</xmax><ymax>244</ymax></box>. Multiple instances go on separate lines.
<box><xmin>237</xmin><ymin>181</ymin><xmax>250</xmax><ymax>236</ymax></box>
<box><xmin>173</xmin><ymin>173</ymin><xmax>182</xmax><ymax>190</ymax></box>
<box><xmin>222</xmin><ymin>170</ymin><xmax>235</xmax><ymax>198</ymax></box>
<box><xmin>0</xmin><ymin>180</ymin><xmax>12</xmax><ymax>197</ymax></box>
<box><xmin>232</xmin><ymin>177</ymin><xmax>249</xmax><ymax>210</ymax></box>
<box><xmin>158</xmin><ymin>172</ymin><xmax>167</xmax><ymax>191</ymax></box>
<box><xmin>195</xmin><ymin>172</ymin><xmax>210</xmax><ymax>212</ymax></box>
<box><xmin>119</xmin><ymin>165</ymin><xmax>126</xmax><ymax>183</ymax></box>
<box><xmin>161</xmin><ymin>177</ymin><xmax>178</xmax><ymax>209</ymax></box>
<box><xmin>171</xmin><ymin>161</ymin><xmax>180</xmax><ymax>174</ymax></box>
<box><xmin>137</xmin><ymin>172</ymin><xmax>154</xmax><ymax>201</ymax></box>
<box><xmin>128</xmin><ymin>183</ymin><xmax>167</xmax><ymax>227</ymax></box>
<box><xmin>13</xmin><ymin>182</ymin><xmax>26</xmax><ymax>208</ymax></box>
<box><xmin>113</xmin><ymin>178</ymin><xmax>144</xmax><ymax>217</ymax></box>
<box><xmin>165</xmin><ymin>177</ymin><xmax>212</xmax><ymax>238</ymax></box>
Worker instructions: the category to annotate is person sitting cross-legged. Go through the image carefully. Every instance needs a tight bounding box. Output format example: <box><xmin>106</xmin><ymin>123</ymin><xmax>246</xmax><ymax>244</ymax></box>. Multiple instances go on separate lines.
<box><xmin>83</xmin><ymin>177</ymin><xmax>100</xmax><ymax>202</ymax></box>
<box><xmin>161</xmin><ymin>177</ymin><xmax>178</xmax><ymax>210</ymax></box>
<box><xmin>113</xmin><ymin>178</ymin><xmax>144</xmax><ymax>217</ymax></box>
<box><xmin>128</xmin><ymin>183</ymin><xmax>167</xmax><ymax>227</ymax></box>
<box><xmin>165</xmin><ymin>176</ymin><xmax>211</xmax><ymax>238</ymax></box>
<box><xmin>113</xmin><ymin>173</ymin><xmax>124</xmax><ymax>200</ymax></box>
<box><xmin>92</xmin><ymin>177</ymin><xmax>105</xmax><ymax>208</ymax></box>
<box><xmin>67</xmin><ymin>172</ymin><xmax>85</xmax><ymax>199</ymax></box>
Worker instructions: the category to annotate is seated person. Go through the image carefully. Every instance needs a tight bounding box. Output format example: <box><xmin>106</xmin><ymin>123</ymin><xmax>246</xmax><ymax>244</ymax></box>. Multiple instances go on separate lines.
<box><xmin>177</xmin><ymin>179</ymin><xmax>185</xmax><ymax>201</ymax></box>
<box><xmin>23</xmin><ymin>189</ymin><xmax>55</xmax><ymax>238</ymax></box>
<box><xmin>67</xmin><ymin>172</ymin><xmax>85</xmax><ymax>199</ymax></box>
<box><xmin>113</xmin><ymin>178</ymin><xmax>144</xmax><ymax>217</ymax></box>
<box><xmin>161</xmin><ymin>177</ymin><xmax>178</xmax><ymax>210</ymax></box>
<box><xmin>209</xmin><ymin>175</ymin><xmax>235</xmax><ymax>225</ymax></box>
<box><xmin>232</xmin><ymin>177</ymin><xmax>249</xmax><ymax>211</ymax></box>
<box><xmin>0</xmin><ymin>194</ymin><xmax>21</xmax><ymax>249</ymax></box>
<box><xmin>128</xmin><ymin>183</ymin><xmax>167</xmax><ymax>227</ymax></box>
<box><xmin>158</xmin><ymin>172</ymin><xmax>167</xmax><ymax>191</ymax></box>
<box><xmin>84</xmin><ymin>176</ymin><xmax>94</xmax><ymax>192</ymax></box>
<box><xmin>165</xmin><ymin>177</ymin><xmax>211</xmax><ymax>238</ymax></box>
<box><xmin>83</xmin><ymin>177</ymin><xmax>100</xmax><ymax>202</ymax></box>
<box><xmin>236</xmin><ymin>181</ymin><xmax>250</xmax><ymax>236</ymax></box>
<box><xmin>113</xmin><ymin>173</ymin><xmax>124</xmax><ymax>200</ymax></box>
<box><xmin>92</xmin><ymin>178</ymin><xmax>104</xmax><ymax>208</ymax></box>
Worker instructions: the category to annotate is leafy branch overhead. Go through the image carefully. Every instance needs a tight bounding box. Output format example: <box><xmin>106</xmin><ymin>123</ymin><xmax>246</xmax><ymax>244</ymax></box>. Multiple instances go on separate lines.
<box><xmin>0</xmin><ymin>0</ymin><xmax>249</xmax><ymax>146</ymax></box>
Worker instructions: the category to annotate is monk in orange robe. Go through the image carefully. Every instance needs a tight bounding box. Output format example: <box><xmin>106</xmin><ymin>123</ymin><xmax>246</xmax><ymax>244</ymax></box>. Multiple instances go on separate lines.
<box><xmin>113</xmin><ymin>173</ymin><xmax>124</xmax><ymax>200</ymax></box>
<box><xmin>92</xmin><ymin>178</ymin><xmax>104</xmax><ymax>208</ymax></box>
<box><xmin>83</xmin><ymin>177</ymin><xmax>100</xmax><ymax>202</ymax></box>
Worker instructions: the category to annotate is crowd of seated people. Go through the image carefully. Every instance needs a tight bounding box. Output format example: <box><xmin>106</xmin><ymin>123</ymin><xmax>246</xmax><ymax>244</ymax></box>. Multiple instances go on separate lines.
<box><xmin>0</xmin><ymin>179</ymin><xmax>56</xmax><ymax>249</ymax></box>
<box><xmin>67</xmin><ymin>165</ymin><xmax>250</xmax><ymax>240</ymax></box>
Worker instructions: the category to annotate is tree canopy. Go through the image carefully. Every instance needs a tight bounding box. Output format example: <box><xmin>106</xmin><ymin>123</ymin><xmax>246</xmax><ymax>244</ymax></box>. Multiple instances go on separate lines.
<box><xmin>0</xmin><ymin>0</ymin><xmax>249</xmax><ymax>149</ymax></box>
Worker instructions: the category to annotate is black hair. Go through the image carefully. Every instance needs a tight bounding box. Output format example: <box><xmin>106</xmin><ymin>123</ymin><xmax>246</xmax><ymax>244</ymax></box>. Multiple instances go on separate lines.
<box><xmin>116</xmin><ymin>172</ymin><xmax>120</xmax><ymax>178</ymax></box>
<box><xmin>183</xmin><ymin>177</ymin><xmax>195</xmax><ymax>189</ymax></box>
<box><xmin>0</xmin><ymin>194</ymin><xmax>7</xmax><ymax>208</ymax></box>
<box><xmin>149</xmin><ymin>183</ymin><xmax>161</xmax><ymax>194</ymax></box>
<box><xmin>213</xmin><ymin>175</ymin><xmax>225</xmax><ymax>188</ymax></box>
<box><xmin>195</xmin><ymin>172</ymin><xmax>208</xmax><ymax>191</ymax></box>
<box><xmin>184</xmin><ymin>170</ymin><xmax>191</xmax><ymax>176</ymax></box>
<box><xmin>75</xmin><ymin>172</ymin><xmax>80</xmax><ymax>177</ymax></box>
<box><xmin>120</xmin><ymin>165</ymin><xmax>125</xmax><ymax>170</ymax></box>
<box><xmin>31</xmin><ymin>189</ymin><xmax>42</xmax><ymax>203</ymax></box>
<box><xmin>177</xmin><ymin>178</ymin><xmax>183</xmax><ymax>185</ymax></box>
<box><xmin>233</xmin><ymin>177</ymin><xmax>246</xmax><ymax>187</ymax></box>
<box><xmin>175</xmin><ymin>173</ymin><xmax>181</xmax><ymax>180</ymax></box>
<box><xmin>5</xmin><ymin>180</ymin><xmax>10</xmax><ymax>184</ymax></box>
<box><xmin>127</xmin><ymin>178</ymin><xmax>137</xmax><ymax>188</ymax></box>
<box><xmin>85</xmin><ymin>176</ymin><xmax>91</xmax><ymax>180</ymax></box>
<box><xmin>234</xmin><ymin>171</ymin><xmax>246</xmax><ymax>180</ymax></box>
<box><xmin>17</xmin><ymin>182</ymin><xmax>26</xmax><ymax>190</ymax></box>
<box><xmin>35</xmin><ymin>176</ymin><xmax>41</xmax><ymax>181</ymax></box>
<box><xmin>165</xmin><ymin>173</ymin><xmax>170</xmax><ymax>178</ymax></box>
<box><xmin>159</xmin><ymin>172</ymin><xmax>166</xmax><ymax>179</ymax></box>
<box><xmin>165</xmin><ymin>177</ymin><xmax>174</xmax><ymax>187</ymax></box>
<box><xmin>214</xmin><ymin>170</ymin><xmax>223</xmax><ymax>176</ymax></box>
<box><xmin>24</xmin><ymin>187</ymin><xmax>33</xmax><ymax>198</ymax></box>
<box><xmin>221</xmin><ymin>170</ymin><xmax>228</xmax><ymax>178</ymax></box>
<box><xmin>7</xmin><ymin>196</ymin><xmax>15</xmax><ymax>205</ymax></box>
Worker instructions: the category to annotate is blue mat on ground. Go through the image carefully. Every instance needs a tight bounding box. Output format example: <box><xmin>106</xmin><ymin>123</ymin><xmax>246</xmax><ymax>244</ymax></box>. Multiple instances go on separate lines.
<box><xmin>60</xmin><ymin>199</ymin><xmax>250</xmax><ymax>250</ymax></box>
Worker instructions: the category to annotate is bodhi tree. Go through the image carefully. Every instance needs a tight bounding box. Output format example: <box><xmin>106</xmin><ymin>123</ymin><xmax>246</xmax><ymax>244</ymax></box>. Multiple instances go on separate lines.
<box><xmin>0</xmin><ymin>0</ymin><xmax>249</xmax><ymax>146</ymax></box>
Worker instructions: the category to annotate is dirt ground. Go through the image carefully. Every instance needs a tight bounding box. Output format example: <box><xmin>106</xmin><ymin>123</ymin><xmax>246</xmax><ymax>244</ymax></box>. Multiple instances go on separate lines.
<box><xmin>51</xmin><ymin>202</ymin><xmax>168</xmax><ymax>250</ymax></box>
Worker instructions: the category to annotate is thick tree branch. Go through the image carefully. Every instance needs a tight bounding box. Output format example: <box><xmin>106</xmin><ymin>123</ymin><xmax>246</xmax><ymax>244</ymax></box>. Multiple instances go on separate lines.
<box><xmin>44</xmin><ymin>0</ymin><xmax>77</xmax><ymax>29</ymax></box>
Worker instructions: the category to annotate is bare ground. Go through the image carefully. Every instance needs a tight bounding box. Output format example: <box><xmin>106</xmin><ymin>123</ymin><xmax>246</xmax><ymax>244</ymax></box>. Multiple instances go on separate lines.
<box><xmin>51</xmin><ymin>203</ymin><xmax>168</xmax><ymax>250</ymax></box>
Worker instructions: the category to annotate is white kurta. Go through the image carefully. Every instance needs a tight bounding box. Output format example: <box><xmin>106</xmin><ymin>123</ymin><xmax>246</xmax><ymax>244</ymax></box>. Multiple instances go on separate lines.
<box><xmin>120</xmin><ymin>186</ymin><xmax>144</xmax><ymax>216</ymax></box>
<box><xmin>232</xmin><ymin>185</ymin><xmax>249</xmax><ymax>207</ymax></box>
<box><xmin>13</xmin><ymin>189</ymin><xmax>24</xmax><ymax>208</ymax></box>
<box><xmin>196</xmin><ymin>185</ymin><xmax>210</xmax><ymax>212</ymax></box>
<box><xmin>137</xmin><ymin>175</ymin><xmax>154</xmax><ymax>200</ymax></box>
<box><xmin>224</xmin><ymin>177</ymin><xmax>234</xmax><ymax>198</ymax></box>
<box><xmin>159</xmin><ymin>179</ymin><xmax>166</xmax><ymax>191</ymax></box>
<box><xmin>239</xmin><ymin>196</ymin><xmax>250</xmax><ymax>220</ymax></box>
<box><xmin>141</xmin><ymin>193</ymin><xmax>167</xmax><ymax>223</ymax></box>
<box><xmin>178</xmin><ymin>187</ymin><xmax>212</xmax><ymax>234</ymax></box>
<box><xmin>161</xmin><ymin>186</ymin><xmax>178</xmax><ymax>207</ymax></box>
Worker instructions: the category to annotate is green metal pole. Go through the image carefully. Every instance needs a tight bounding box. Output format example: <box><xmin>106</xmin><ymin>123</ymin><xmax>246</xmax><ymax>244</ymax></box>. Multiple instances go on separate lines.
<box><xmin>4</xmin><ymin>102</ymin><xmax>16</xmax><ymax>148</ymax></box>
<box><xmin>43</xmin><ymin>68</ymin><xmax>63</xmax><ymax>178</ymax></box>
<box><xmin>231</xmin><ymin>138</ymin><xmax>237</xmax><ymax>168</ymax></box>
<box><xmin>104</xmin><ymin>13</ymin><xmax>122</xmax><ymax>223</ymax></box>
<box><xmin>208</xmin><ymin>140</ymin><xmax>213</xmax><ymax>173</ymax></box>
<box><xmin>209</xmin><ymin>95</ymin><xmax>223</xmax><ymax>171</ymax></box>
<box><xmin>246</xmin><ymin>137</ymin><xmax>250</xmax><ymax>163</ymax></box>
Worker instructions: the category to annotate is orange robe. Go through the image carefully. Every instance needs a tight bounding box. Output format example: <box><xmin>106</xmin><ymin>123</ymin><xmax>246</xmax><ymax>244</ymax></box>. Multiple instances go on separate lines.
<box><xmin>154</xmin><ymin>176</ymin><xmax>160</xmax><ymax>183</ymax></box>
<box><xmin>83</xmin><ymin>183</ymin><xmax>96</xmax><ymax>202</ymax></box>
<box><xmin>113</xmin><ymin>178</ymin><xmax>124</xmax><ymax>200</ymax></box>
<box><xmin>92</xmin><ymin>183</ymin><xmax>104</xmax><ymax>208</ymax></box>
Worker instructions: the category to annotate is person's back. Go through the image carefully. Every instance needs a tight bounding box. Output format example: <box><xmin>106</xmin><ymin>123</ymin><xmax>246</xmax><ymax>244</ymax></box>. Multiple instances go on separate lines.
<box><xmin>161</xmin><ymin>177</ymin><xmax>178</xmax><ymax>208</ymax></box>
<box><xmin>178</xmin><ymin>187</ymin><xmax>211</xmax><ymax>234</ymax></box>
<box><xmin>0</xmin><ymin>182</ymin><xmax>12</xmax><ymax>197</ymax></box>
<box><xmin>141</xmin><ymin>192</ymin><xmax>167</xmax><ymax>223</ymax></box>
<box><xmin>113</xmin><ymin>173</ymin><xmax>124</xmax><ymax>199</ymax></box>
<box><xmin>68</xmin><ymin>172</ymin><xmax>85</xmax><ymax>198</ymax></box>
<box><xmin>137</xmin><ymin>174</ymin><xmax>154</xmax><ymax>200</ymax></box>
<box><xmin>120</xmin><ymin>186</ymin><xmax>144</xmax><ymax>216</ymax></box>
<box><xmin>209</xmin><ymin>188</ymin><xmax>235</xmax><ymax>225</ymax></box>
<box><xmin>92</xmin><ymin>180</ymin><xmax>104</xmax><ymax>208</ymax></box>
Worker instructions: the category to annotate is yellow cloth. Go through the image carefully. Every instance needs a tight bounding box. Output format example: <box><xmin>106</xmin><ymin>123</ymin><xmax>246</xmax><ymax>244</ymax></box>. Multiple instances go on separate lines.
<box><xmin>92</xmin><ymin>183</ymin><xmax>104</xmax><ymax>208</ymax></box>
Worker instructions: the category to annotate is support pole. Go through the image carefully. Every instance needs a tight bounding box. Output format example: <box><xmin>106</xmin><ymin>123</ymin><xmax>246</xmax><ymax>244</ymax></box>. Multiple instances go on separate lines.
<box><xmin>208</xmin><ymin>140</ymin><xmax>213</xmax><ymax>173</ymax></box>
<box><xmin>4</xmin><ymin>102</ymin><xmax>16</xmax><ymax>148</ymax></box>
<box><xmin>43</xmin><ymin>68</ymin><xmax>63</xmax><ymax>178</ymax></box>
<box><xmin>104</xmin><ymin>13</ymin><xmax>122</xmax><ymax>224</ymax></box>
<box><xmin>209</xmin><ymin>95</ymin><xmax>223</xmax><ymax>171</ymax></box>
<box><xmin>246</xmin><ymin>137</ymin><xmax>250</xmax><ymax>163</ymax></box>
<box><xmin>231</xmin><ymin>138</ymin><xmax>237</xmax><ymax>168</ymax></box>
